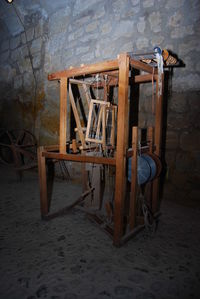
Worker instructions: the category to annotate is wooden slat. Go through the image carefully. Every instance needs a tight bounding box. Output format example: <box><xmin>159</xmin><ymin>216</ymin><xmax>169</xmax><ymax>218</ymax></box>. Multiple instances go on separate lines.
<box><xmin>113</xmin><ymin>53</ymin><xmax>130</xmax><ymax>246</ymax></box>
<box><xmin>130</xmin><ymin>58</ymin><xmax>158</xmax><ymax>74</ymax></box>
<box><xmin>37</xmin><ymin>146</ymin><xmax>48</xmax><ymax>217</ymax></box>
<box><xmin>69</xmin><ymin>78</ymin><xmax>92</xmax><ymax>86</ymax></box>
<box><xmin>134</xmin><ymin>74</ymin><xmax>157</xmax><ymax>83</ymax></box>
<box><xmin>42</xmin><ymin>151</ymin><xmax>116</xmax><ymax>166</ymax></box>
<box><xmin>48</xmin><ymin>59</ymin><xmax>119</xmax><ymax>80</ymax></box>
<box><xmin>129</xmin><ymin>126</ymin><xmax>138</xmax><ymax>230</ymax></box>
<box><xmin>68</xmin><ymin>83</ymin><xmax>86</xmax><ymax>148</ymax></box>
<box><xmin>59</xmin><ymin>78</ymin><xmax>67</xmax><ymax>153</ymax></box>
<box><xmin>93</xmin><ymin>74</ymin><xmax>157</xmax><ymax>88</ymax></box>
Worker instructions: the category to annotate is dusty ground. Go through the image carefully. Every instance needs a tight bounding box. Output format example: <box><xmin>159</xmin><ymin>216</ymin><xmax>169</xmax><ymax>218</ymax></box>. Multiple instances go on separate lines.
<box><xmin>0</xmin><ymin>164</ymin><xmax>200</xmax><ymax>299</ymax></box>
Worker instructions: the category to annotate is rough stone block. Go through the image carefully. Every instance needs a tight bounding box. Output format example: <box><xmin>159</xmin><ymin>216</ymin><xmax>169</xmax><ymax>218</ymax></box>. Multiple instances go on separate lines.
<box><xmin>143</xmin><ymin>0</ymin><xmax>154</xmax><ymax>8</ymax></box>
<box><xmin>136</xmin><ymin>37</ymin><xmax>149</xmax><ymax>50</ymax></box>
<box><xmin>93</xmin><ymin>6</ymin><xmax>105</xmax><ymax>19</ymax></box>
<box><xmin>26</xmin><ymin>27</ymin><xmax>35</xmax><ymax>42</ymax></box>
<box><xmin>173</xmin><ymin>73</ymin><xmax>200</xmax><ymax>91</ymax></box>
<box><xmin>148</xmin><ymin>12</ymin><xmax>161</xmax><ymax>33</ymax></box>
<box><xmin>171</xmin><ymin>170</ymin><xmax>188</xmax><ymax>189</ymax></box>
<box><xmin>73</xmin><ymin>0</ymin><xmax>102</xmax><ymax>16</ymax></box>
<box><xmin>125</xmin><ymin>5</ymin><xmax>140</xmax><ymax>16</ymax></box>
<box><xmin>179</xmin><ymin>39</ymin><xmax>200</xmax><ymax>56</ymax></box>
<box><xmin>150</xmin><ymin>36</ymin><xmax>164</xmax><ymax>47</ymax></box>
<box><xmin>75</xmin><ymin>46</ymin><xmax>90</xmax><ymax>55</ymax></box>
<box><xmin>34</xmin><ymin>23</ymin><xmax>43</xmax><ymax>38</ymax></box>
<box><xmin>71</xmin><ymin>16</ymin><xmax>90</xmax><ymax>28</ymax></box>
<box><xmin>112</xmin><ymin>0</ymin><xmax>129</xmax><ymax>14</ymax></box>
<box><xmin>168</xmin><ymin>12</ymin><xmax>182</xmax><ymax>27</ymax></box>
<box><xmin>120</xmin><ymin>41</ymin><xmax>133</xmax><ymax>53</ymax></box>
<box><xmin>137</xmin><ymin>17</ymin><xmax>146</xmax><ymax>33</ymax></box>
<box><xmin>20</xmin><ymin>45</ymin><xmax>29</xmax><ymax>58</ymax></box>
<box><xmin>171</xmin><ymin>25</ymin><xmax>194</xmax><ymax>39</ymax></box>
<box><xmin>166</xmin><ymin>130</ymin><xmax>179</xmax><ymax>150</ymax></box>
<box><xmin>11</xmin><ymin>48</ymin><xmax>20</xmax><ymax>61</ymax></box>
<box><xmin>3</xmin><ymin>14</ymin><xmax>23</xmax><ymax>36</ymax></box>
<box><xmin>17</xmin><ymin>57</ymin><xmax>32</xmax><ymax>74</ymax></box>
<box><xmin>85</xmin><ymin>21</ymin><xmax>99</xmax><ymax>33</ymax></box>
<box><xmin>0</xmin><ymin>50</ymin><xmax>10</xmax><ymax>63</ymax></box>
<box><xmin>131</xmin><ymin>0</ymin><xmax>140</xmax><ymax>5</ymax></box>
<box><xmin>30</xmin><ymin>37</ymin><xmax>42</xmax><ymax>55</ymax></box>
<box><xmin>169</xmin><ymin>93</ymin><xmax>188</xmax><ymax>113</ymax></box>
<box><xmin>175</xmin><ymin>152</ymin><xmax>194</xmax><ymax>172</ymax></box>
<box><xmin>20</xmin><ymin>32</ymin><xmax>26</xmax><ymax>44</ymax></box>
<box><xmin>167</xmin><ymin>113</ymin><xmax>190</xmax><ymax>131</ymax></box>
<box><xmin>79</xmin><ymin>32</ymin><xmax>98</xmax><ymax>43</ymax></box>
<box><xmin>23</xmin><ymin>71</ymin><xmax>35</xmax><ymax>89</ymax></box>
<box><xmin>49</xmin><ymin>9</ymin><xmax>70</xmax><ymax>37</ymax></box>
<box><xmin>47</xmin><ymin>32</ymin><xmax>66</xmax><ymax>55</ymax></box>
<box><xmin>180</xmin><ymin>131</ymin><xmax>200</xmax><ymax>151</ymax></box>
<box><xmin>68</xmin><ymin>28</ymin><xmax>83</xmax><ymax>42</ymax></box>
<box><xmin>10</xmin><ymin>35</ymin><xmax>21</xmax><ymax>50</ymax></box>
<box><xmin>196</xmin><ymin>61</ymin><xmax>200</xmax><ymax>72</ymax></box>
<box><xmin>0</xmin><ymin>39</ymin><xmax>9</xmax><ymax>52</ymax></box>
<box><xmin>80</xmin><ymin>51</ymin><xmax>94</xmax><ymax>62</ymax></box>
<box><xmin>101</xmin><ymin>22</ymin><xmax>112</xmax><ymax>35</ymax></box>
<box><xmin>113</xmin><ymin>20</ymin><xmax>134</xmax><ymax>39</ymax></box>
<box><xmin>0</xmin><ymin>65</ymin><xmax>16</xmax><ymax>83</ymax></box>
<box><xmin>14</xmin><ymin>75</ymin><xmax>23</xmax><ymax>89</ymax></box>
<box><xmin>191</xmin><ymin>152</ymin><xmax>200</xmax><ymax>172</ymax></box>
<box><xmin>165</xmin><ymin>0</ymin><xmax>184</xmax><ymax>9</ymax></box>
<box><xmin>32</xmin><ymin>54</ymin><xmax>41</xmax><ymax>69</ymax></box>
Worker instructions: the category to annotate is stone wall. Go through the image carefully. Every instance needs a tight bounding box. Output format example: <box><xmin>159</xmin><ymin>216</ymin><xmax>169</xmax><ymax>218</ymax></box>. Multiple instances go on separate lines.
<box><xmin>0</xmin><ymin>0</ymin><xmax>200</xmax><ymax>202</ymax></box>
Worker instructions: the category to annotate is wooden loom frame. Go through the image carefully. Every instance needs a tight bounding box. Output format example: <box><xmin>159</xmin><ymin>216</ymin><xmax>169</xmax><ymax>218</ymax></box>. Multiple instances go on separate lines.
<box><xmin>37</xmin><ymin>53</ymin><xmax>164</xmax><ymax>246</ymax></box>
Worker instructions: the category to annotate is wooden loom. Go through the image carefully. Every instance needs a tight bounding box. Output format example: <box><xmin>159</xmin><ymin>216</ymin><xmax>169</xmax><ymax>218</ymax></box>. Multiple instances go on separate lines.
<box><xmin>37</xmin><ymin>53</ymin><xmax>164</xmax><ymax>246</ymax></box>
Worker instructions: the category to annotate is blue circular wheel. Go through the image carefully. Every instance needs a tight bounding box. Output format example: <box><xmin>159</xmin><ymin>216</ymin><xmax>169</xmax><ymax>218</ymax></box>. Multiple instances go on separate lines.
<box><xmin>128</xmin><ymin>155</ymin><xmax>151</xmax><ymax>185</ymax></box>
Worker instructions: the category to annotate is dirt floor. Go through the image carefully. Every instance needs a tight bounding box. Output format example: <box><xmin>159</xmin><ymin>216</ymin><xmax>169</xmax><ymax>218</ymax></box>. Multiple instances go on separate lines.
<box><xmin>0</xmin><ymin>164</ymin><xmax>200</xmax><ymax>299</ymax></box>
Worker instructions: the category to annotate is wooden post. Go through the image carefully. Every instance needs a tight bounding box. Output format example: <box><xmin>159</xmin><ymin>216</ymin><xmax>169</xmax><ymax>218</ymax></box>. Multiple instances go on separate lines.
<box><xmin>129</xmin><ymin>126</ymin><xmax>138</xmax><ymax>230</ymax></box>
<box><xmin>59</xmin><ymin>78</ymin><xmax>68</xmax><ymax>154</ymax></box>
<box><xmin>152</xmin><ymin>74</ymin><xmax>164</xmax><ymax>213</ymax></box>
<box><xmin>37</xmin><ymin>146</ymin><xmax>48</xmax><ymax>217</ymax></box>
<box><xmin>113</xmin><ymin>53</ymin><xmax>129</xmax><ymax>246</ymax></box>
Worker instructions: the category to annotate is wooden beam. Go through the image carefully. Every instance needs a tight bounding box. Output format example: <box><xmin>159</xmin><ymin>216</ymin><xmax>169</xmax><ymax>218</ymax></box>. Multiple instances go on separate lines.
<box><xmin>134</xmin><ymin>74</ymin><xmax>157</xmax><ymax>83</ymax></box>
<box><xmin>37</xmin><ymin>146</ymin><xmax>48</xmax><ymax>217</ymax></box>
<box><xmin>129</xmin><ymin>126</ymin><xmax>138</xmax><ymax>230</ymax></box>
<box><xmin>130</xmin><ymin>58</ymin><xmax>158</xmax><ymax>74</ymax></box>
<box><xmin>48</xmin><ymin>59</ymin><xmax>119</xmax><ymax>80</ymax></box>
<box><xmin>44</xmin><ymin>144</ymin><xmax>59</xmax><ymax>151</ymax></box>
<box><xmin>42</xmin><ymin>151</ymin><xmax>116</xmax><ymax>166</ymax></box>
<box><xmin>113</xmin><ymin>53</ymin><xmax>130</xmax><ymax>246</ymax></box>
<box><xmin>59</xmin><ymin>78</ymin><xmax>67</xmax><ymax>153</ymax></box>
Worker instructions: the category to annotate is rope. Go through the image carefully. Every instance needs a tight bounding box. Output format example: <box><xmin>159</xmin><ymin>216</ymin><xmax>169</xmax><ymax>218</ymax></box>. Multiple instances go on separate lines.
<box><xmin>152</xmin><ymin>67</ymin><xmax>155</xmax><ymax>114</ymax></box>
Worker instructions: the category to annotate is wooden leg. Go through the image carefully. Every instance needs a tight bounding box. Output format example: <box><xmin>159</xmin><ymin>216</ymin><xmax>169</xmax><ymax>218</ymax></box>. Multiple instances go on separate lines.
<box><xmin>59</xmin><ymin>78</ymin><xmax>68</xmax><ymax>154</ymax></box>
<box><xmin>113</xmin><ymin>53</ymin><xmax>129</xmax><ymax>246</ymax></box>
<box><xmin>37</xmin><ymin>146</ymin><xmax>48</xmax><ymax>218</ymax></box>
<box><xmin>129</xmin><ymin>126</ymin><xmax>138</xmax><ymax>230</ymax></box>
